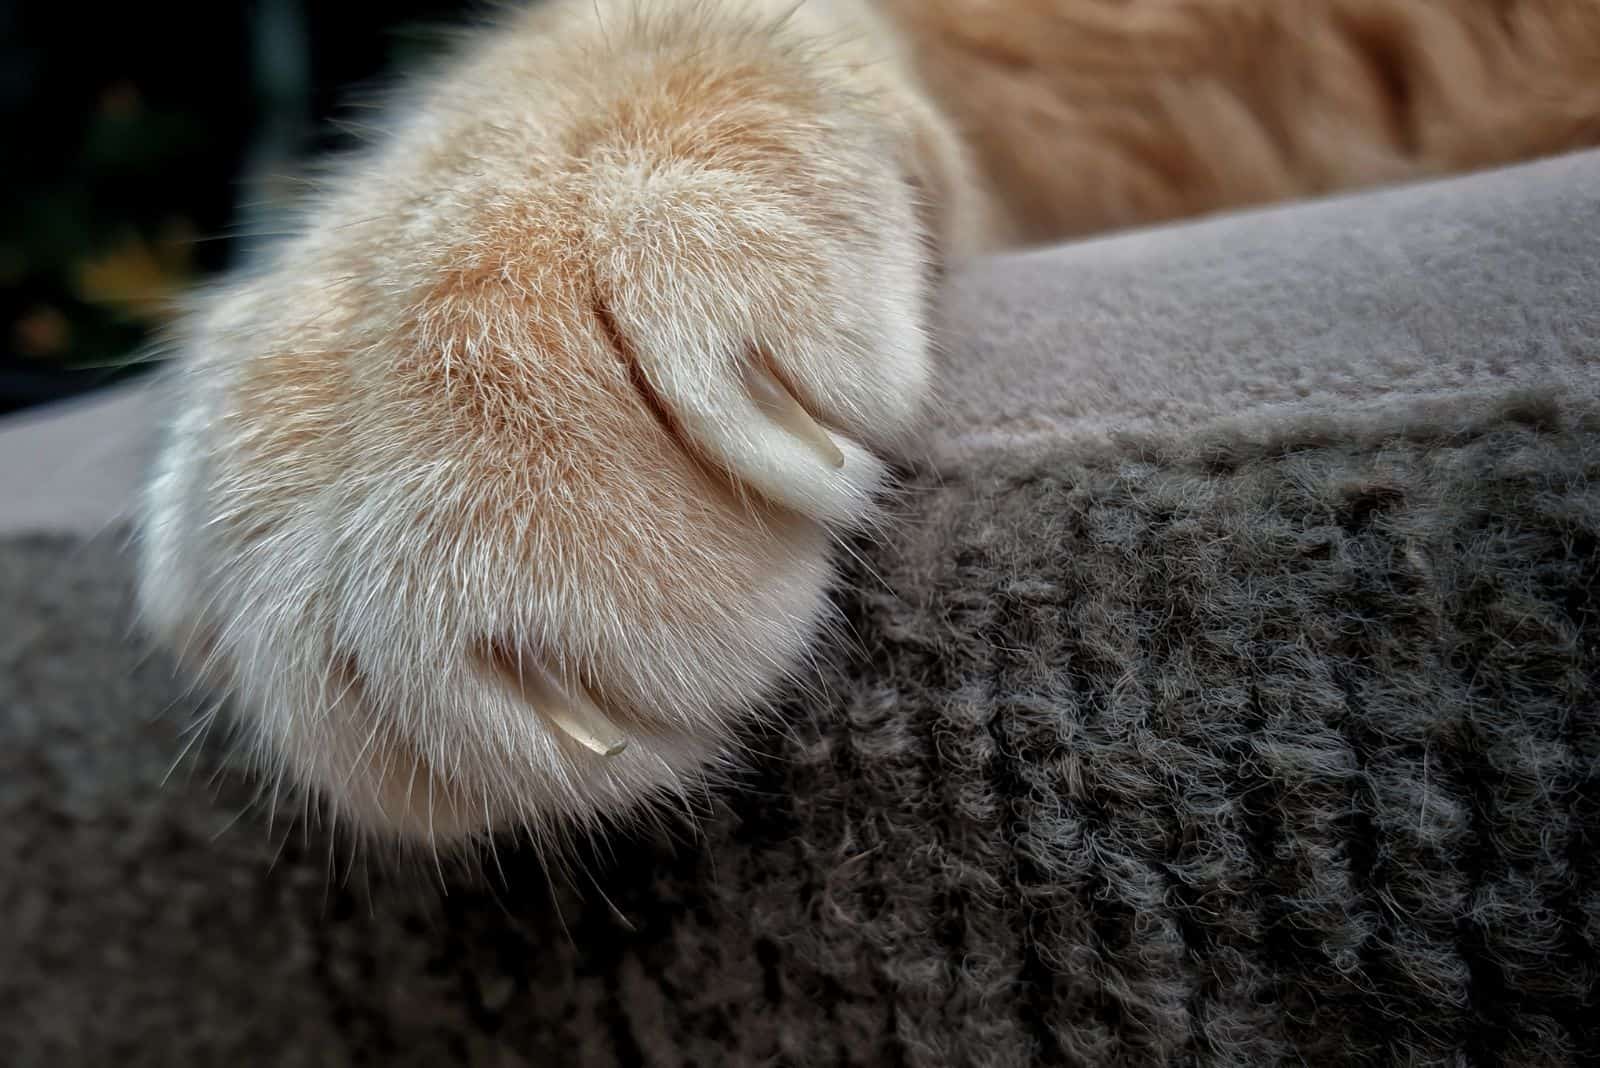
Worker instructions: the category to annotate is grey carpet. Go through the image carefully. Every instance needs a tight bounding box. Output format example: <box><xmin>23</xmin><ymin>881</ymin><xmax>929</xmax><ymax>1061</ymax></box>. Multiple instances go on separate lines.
<box><xmin>4</xmin><ymin>389</ymin><xmax>1598</xmax><ymax>1066</ymax></box>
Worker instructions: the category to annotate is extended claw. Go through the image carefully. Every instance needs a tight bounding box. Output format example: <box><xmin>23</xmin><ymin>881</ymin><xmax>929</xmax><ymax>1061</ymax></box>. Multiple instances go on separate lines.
<box><xmin>743</xmin><ymin>361</ymin><xmax>846</xmax><ymax>469</ymax></box>
<box><xmin>485</xmin><ymin>650</ymin><xmax>628</xmax><ymax>758</ymax></box>
<box><xmin>540</xmin><ymin>672</ymin><xmax>629</xmax><ymax>757</ymax></box>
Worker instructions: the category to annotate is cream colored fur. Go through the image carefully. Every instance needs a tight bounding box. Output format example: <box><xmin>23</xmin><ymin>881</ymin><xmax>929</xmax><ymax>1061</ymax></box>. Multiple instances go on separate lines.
<box><xmin>137</xmin><ymin>0</ymin><xmax>1600</xmax><ymax>845</ymax></box>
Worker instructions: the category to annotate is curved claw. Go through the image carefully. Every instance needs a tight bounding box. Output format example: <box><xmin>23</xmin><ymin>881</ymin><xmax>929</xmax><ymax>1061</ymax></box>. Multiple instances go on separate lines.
<box><xmin>539</xmin><ymin>671</ymin><xmax>629</xmax><ymax>758</ymax></box>
<box><xmin>482</xmin><ymin>649</ymin><xmax>628</xmax><ymax>758</ymax></box>
<box><xmin>743</xmin><ymin>361</ymin><xmax>845</xmax><ymax>469</ymax></box>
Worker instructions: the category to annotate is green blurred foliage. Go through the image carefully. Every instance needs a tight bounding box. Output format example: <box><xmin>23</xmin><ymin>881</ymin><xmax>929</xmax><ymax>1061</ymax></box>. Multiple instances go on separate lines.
<box><xmin>0</xmin><ymin>0</ymin><xmax>471</xmax><ymax>413</ymax></box>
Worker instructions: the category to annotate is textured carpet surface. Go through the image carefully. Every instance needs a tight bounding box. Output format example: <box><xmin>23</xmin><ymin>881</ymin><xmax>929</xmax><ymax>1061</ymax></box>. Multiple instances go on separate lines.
<box><xmin>4</xmin><ymin>393</ymin><xmax>1598</xmax><ymax>1066</ymax></box>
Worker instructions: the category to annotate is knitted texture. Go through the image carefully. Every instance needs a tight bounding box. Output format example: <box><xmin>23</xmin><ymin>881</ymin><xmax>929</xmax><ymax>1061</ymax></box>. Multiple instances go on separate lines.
<box><xmin>3</xmin><ymin>395</ymin><xmax>1598</xmax><ymax>1066</ymax></box>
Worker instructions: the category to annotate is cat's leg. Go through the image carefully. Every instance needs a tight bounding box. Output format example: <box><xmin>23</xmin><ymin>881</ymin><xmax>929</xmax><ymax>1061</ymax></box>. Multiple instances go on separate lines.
<box><xmin>136</xmin><ymin>0</ymin><xmax>988</xmax><ymax>843</ymax></box>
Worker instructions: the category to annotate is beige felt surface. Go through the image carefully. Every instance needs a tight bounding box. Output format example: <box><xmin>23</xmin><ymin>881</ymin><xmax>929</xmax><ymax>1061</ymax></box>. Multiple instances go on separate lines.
<box><xmin>0</xmin><ymin>383</ymin><xmax>162</xmax><ymax>536</ymax></box>
<box><xmin>926</xmin><ymin>148</ymin><xmax>1600</xmax><ymax>468</ymax></box>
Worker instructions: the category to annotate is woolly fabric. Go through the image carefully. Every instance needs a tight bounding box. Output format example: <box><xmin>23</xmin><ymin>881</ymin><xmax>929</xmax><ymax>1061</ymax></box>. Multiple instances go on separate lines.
<box><xmin>4</xmin><ymin>390</ymin><xmax>1597</xmax><ymax>1066</ymax></box>
<box><xmin>6</xmin><ymin>149</ymin><xmax>1599</xmax><ymax>1065</ymax></box>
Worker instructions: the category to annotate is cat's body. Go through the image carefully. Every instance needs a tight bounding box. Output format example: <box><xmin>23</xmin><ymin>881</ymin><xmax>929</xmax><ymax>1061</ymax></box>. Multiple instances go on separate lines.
<box><xmin>137</xmin><ymin>0</ymin><xmax>1600</xmax><ymax>843</ymax></box>
<box><xmin>889</xmin><ymin>0</ymin><xmax>1600</xmax><ymax>238</ymax></box>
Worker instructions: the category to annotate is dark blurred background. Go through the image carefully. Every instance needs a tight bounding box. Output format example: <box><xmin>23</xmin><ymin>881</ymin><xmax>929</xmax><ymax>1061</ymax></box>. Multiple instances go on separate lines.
<box><xmin>0</xmin><ymin>0</ymin><xmax>480</xmax><ymax>415</ymax></box>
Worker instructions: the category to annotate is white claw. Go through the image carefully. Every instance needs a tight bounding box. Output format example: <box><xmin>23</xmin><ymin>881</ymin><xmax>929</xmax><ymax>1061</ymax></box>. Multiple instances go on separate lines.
<box><xmin>743</xmin><ymin>361</ymin><xmax>845</xmax><ymax>469</ymax></box>
<box><xmin>541</xmin><ymin>673</ymin><xmax>629</xmax><ymax>758</ymax></box>
<box><xmin>485</xmin><ymin>651</ymin><xmax>628</xmax><ymax>758</ymax></box>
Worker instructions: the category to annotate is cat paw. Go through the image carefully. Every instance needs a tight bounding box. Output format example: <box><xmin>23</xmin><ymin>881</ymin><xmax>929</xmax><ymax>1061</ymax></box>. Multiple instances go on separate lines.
<box><xmin>136</xmin><ymin>0</ymin><xmax>958</xmax><ymax>844</ymax></box>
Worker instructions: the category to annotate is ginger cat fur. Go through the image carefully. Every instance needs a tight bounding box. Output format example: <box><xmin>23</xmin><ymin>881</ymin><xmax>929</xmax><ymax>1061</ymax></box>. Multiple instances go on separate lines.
<box><xmin>137</xmin><ymin>0</ymin><xmax>1600</xmax><ymax>845</ymax></box>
